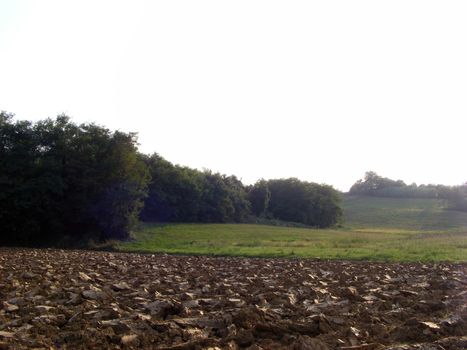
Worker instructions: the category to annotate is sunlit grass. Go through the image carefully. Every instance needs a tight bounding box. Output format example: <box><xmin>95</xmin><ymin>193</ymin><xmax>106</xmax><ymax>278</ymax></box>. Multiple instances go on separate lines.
<box><xmin>342</xmin><ymin>195</ymin><xmax>467</xmax><ymax>230</ymax></box>
<box><xmin>116</xmin><ymin>196</ymin><xmax>467</xmax><ymax>261</ymax></box>
<box><xmin>116</xmin><ymin>223</ymin><xmax>467</xmax><ymax>262</ymax></box>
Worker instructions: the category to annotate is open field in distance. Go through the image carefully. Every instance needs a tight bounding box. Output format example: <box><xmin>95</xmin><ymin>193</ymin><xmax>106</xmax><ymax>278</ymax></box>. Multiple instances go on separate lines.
<box><xmin>117</xmin><ymin>223</ymin><xmax>467</xmax><ymax>262</ymax></box>
<box><xmin>117</xmin><ymin>196</ymin><xmax>467</xmax><ymax>262</ymax></box>
<box><xmin>342</xmin><ymin>195</ymin><xmax>467</xmax><ymax>230</ymax></box>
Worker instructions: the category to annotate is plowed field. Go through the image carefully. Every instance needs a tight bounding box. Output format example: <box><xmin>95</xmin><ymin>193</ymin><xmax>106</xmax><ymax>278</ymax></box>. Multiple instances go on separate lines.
<box><xmin>0</xmin><ymin>249</ymin><xmax>466</xmax><ymax>349</ymax></box>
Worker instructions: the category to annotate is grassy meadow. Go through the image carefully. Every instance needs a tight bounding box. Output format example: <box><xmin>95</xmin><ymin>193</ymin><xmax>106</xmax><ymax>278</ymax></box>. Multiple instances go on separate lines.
<box><xmin>117</xmin><ymin>195</ymin><xmax>467</xmax><ymax>262</ymax></box>
<box><xmin>342</xmin><ymin>195</ymin><xmax>467</xmax><ymax>230</ymax></box>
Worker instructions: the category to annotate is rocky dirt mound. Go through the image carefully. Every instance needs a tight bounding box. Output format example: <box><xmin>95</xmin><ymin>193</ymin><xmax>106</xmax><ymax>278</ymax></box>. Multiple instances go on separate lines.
<box><xmin>0</xmin><ymin>249</ymin><xmax>466</xmax><ymax>349</ymax></box>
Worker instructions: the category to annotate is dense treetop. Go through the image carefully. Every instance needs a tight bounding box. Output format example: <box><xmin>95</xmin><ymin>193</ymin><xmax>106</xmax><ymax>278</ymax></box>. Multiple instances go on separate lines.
<box><xmin>140</xmin><ymin>153</ymin><xmax>251</xmax><ymax>223</ymax></box>
<box><xmin>0</xmin><ymin>113</ymin><xmax>343</xmax><ymax>246</ymax></box>
<box><xmin>0</xmin><ymin>112</ymin><xmax>149</xmax><ymax>245</ymax></box>
<box><xmin>263</xmin><ymin>179</ymin><xmax>342</xmax><ymax>228</ymax></box>
<box><xmin>349</xmin><ymin>171</ymin><xmax>467</xmax><ymax>211</ymax></box>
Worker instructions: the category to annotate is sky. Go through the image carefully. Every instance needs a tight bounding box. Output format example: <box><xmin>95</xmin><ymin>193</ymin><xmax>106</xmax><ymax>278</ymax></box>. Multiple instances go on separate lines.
<box><xmin>1</xmin><ymin>1</ymin><xmax>466</xmax><ymax>191</ymax></box>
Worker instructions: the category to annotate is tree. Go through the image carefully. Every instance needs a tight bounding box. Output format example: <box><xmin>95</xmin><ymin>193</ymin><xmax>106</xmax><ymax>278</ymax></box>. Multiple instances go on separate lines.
<box><xmin>0</xmin><ymin>114</ymin><xmax>149</xmax><ymax>245</ymax></box>
<box><xmin>141</xmin><ymin>153</ymin><xmax>204</xmax><ymax>222</ymax></box>
<box><xmin>441</xmin><ymin>184</ymin><xmax>467</xmax><ymax>212</ymax></box>
<box><xmin>266</xmin><ymin>178</ymin><xmax>342</xmax><ymax>227</ymax></box>
<box><xmin>141</xmin><ymin>156</ymin><xmax>251</xmax><ymax>223</ymax></box>
<box><xmin>0</xmin><ymin>112</ymin><xmax>43</xmax><ymax>244</ymax></box>
<box><xmin>193</xmin><ymin>171</ymin><xmax>251</xmax><ymax>223</ymax></box>
<box><xmin>248</xmin><ymin>179</ymin><xmax>271</xmax><ymax>216</ymax></box>
<box><xmin>349</xmin><ymin>171</ymin><xmax>406</xmax><ymax>196</ymax></box>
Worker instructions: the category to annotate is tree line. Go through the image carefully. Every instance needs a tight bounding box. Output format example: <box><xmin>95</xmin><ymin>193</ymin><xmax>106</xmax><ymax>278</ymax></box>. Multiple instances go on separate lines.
<box><xmin>349</xmin><ymin>171</ymin><xmax>467</xmax><ymax>211</ymax></box>
<box><xmin>0</xmin><ymin>114</ymin><xmax>342</xmax><ymax>246</ymax></box>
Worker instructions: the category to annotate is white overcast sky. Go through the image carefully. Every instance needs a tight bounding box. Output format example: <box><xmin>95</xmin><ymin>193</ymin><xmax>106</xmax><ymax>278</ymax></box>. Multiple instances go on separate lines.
<box><xmin>1</xmin><ymin>1</ymin><xmax>466</xmax><ymax>191</ymax></box>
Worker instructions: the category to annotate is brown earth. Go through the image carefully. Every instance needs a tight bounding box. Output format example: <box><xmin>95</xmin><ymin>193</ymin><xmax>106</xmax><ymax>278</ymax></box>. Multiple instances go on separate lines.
<box><xmin>0</xmin><ymin>248</ymin><xmax>466</xmax><ymax>350</ymax></box>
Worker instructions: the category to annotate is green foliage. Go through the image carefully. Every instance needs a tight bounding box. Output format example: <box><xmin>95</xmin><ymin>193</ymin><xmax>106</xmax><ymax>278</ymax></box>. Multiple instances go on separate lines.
<box><xmin>248</xmin><ymin>179</ymin><xmax>271</xmax><ymax>216</ymax></box>
<box><xmin>349</xmin><ymin>171</ymin><xmax>407</xmax><ymax>196</ymax></box>
<box><xmin>140</xmin><ymin>154</ymin><xmax>203</xmax><ymax>222</ymax></box>
<box><xmin>266</xmin><ymin>178</ymin><xmax>342</xmax><ymax>228</ymax></box>
<box><xmin>141</xmin><ymin>167</ymin><xmax>342</xmax><ymax>228</ymax></box>
<box><xmin>442</xmin><ymin>184</ymin><xmax>467</xmax><ymax>212</ymax></box>
<box><xmin>141</xmin><ymin>154</ymin><xmax>250</xmax><ymax>223</ymax></box>
<box><xmin>349</xmin><ymin>171</ymin><xmax>466</xmax><ymax>204</ymax></box>
<box><xmin>0</xmin><ymin>113</ymin><xmax>149</xmax><ymax>245</ymax></box>
<box><xmin>199</xmin><ymin>171</ymin><xmax>251</xmax><ymax>222</ymax></box>
<box><xmin>1</xmin><ymin>112</ymin><xmax>345</xmax><ymax>245</ymax></box>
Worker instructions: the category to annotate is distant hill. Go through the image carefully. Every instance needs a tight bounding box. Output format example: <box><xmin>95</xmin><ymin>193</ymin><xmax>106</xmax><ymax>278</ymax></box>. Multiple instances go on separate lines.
<box><xmin>342</xmin><ymin>194</ymin><xmax>467</xmax><ymax>231</ymax></box>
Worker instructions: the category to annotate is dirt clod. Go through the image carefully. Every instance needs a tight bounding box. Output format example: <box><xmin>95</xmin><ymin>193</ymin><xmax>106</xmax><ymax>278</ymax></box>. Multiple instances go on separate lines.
<box><xmin>0</xmin><ymin>248</ymin><xmax>465</xmax><ymax>349</ymax></box>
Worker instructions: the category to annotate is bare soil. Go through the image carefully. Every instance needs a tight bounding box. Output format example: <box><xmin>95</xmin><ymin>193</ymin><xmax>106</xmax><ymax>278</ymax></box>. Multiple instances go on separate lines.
<box><xmin>0</xmin><ymin>248</ymin><xmax>466</xmax><ymax>349</ymax></box>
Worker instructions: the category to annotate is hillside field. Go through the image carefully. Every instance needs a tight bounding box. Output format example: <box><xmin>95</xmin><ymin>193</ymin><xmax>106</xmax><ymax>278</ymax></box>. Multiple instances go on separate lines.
<box><xmin>342</xmin><ymin>195</ymin><xmax>467</xmax><ymax>230</ymax></box>
<box><xmin>117</xmin><ymin>196</ymin><xmax>467</xmax><ymax>262</ymax></box>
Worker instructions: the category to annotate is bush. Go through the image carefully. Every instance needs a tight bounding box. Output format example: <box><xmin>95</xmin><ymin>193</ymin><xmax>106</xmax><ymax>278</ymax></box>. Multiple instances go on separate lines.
<box><xmin>0</xmin><ymin>113</ymin><xmax>149</xmax><ymax>245</ymax></box>
<box><xmin>266</xmin><ymin>178</ymin><xmax>342</xmax><ymax>228</ymax></box>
